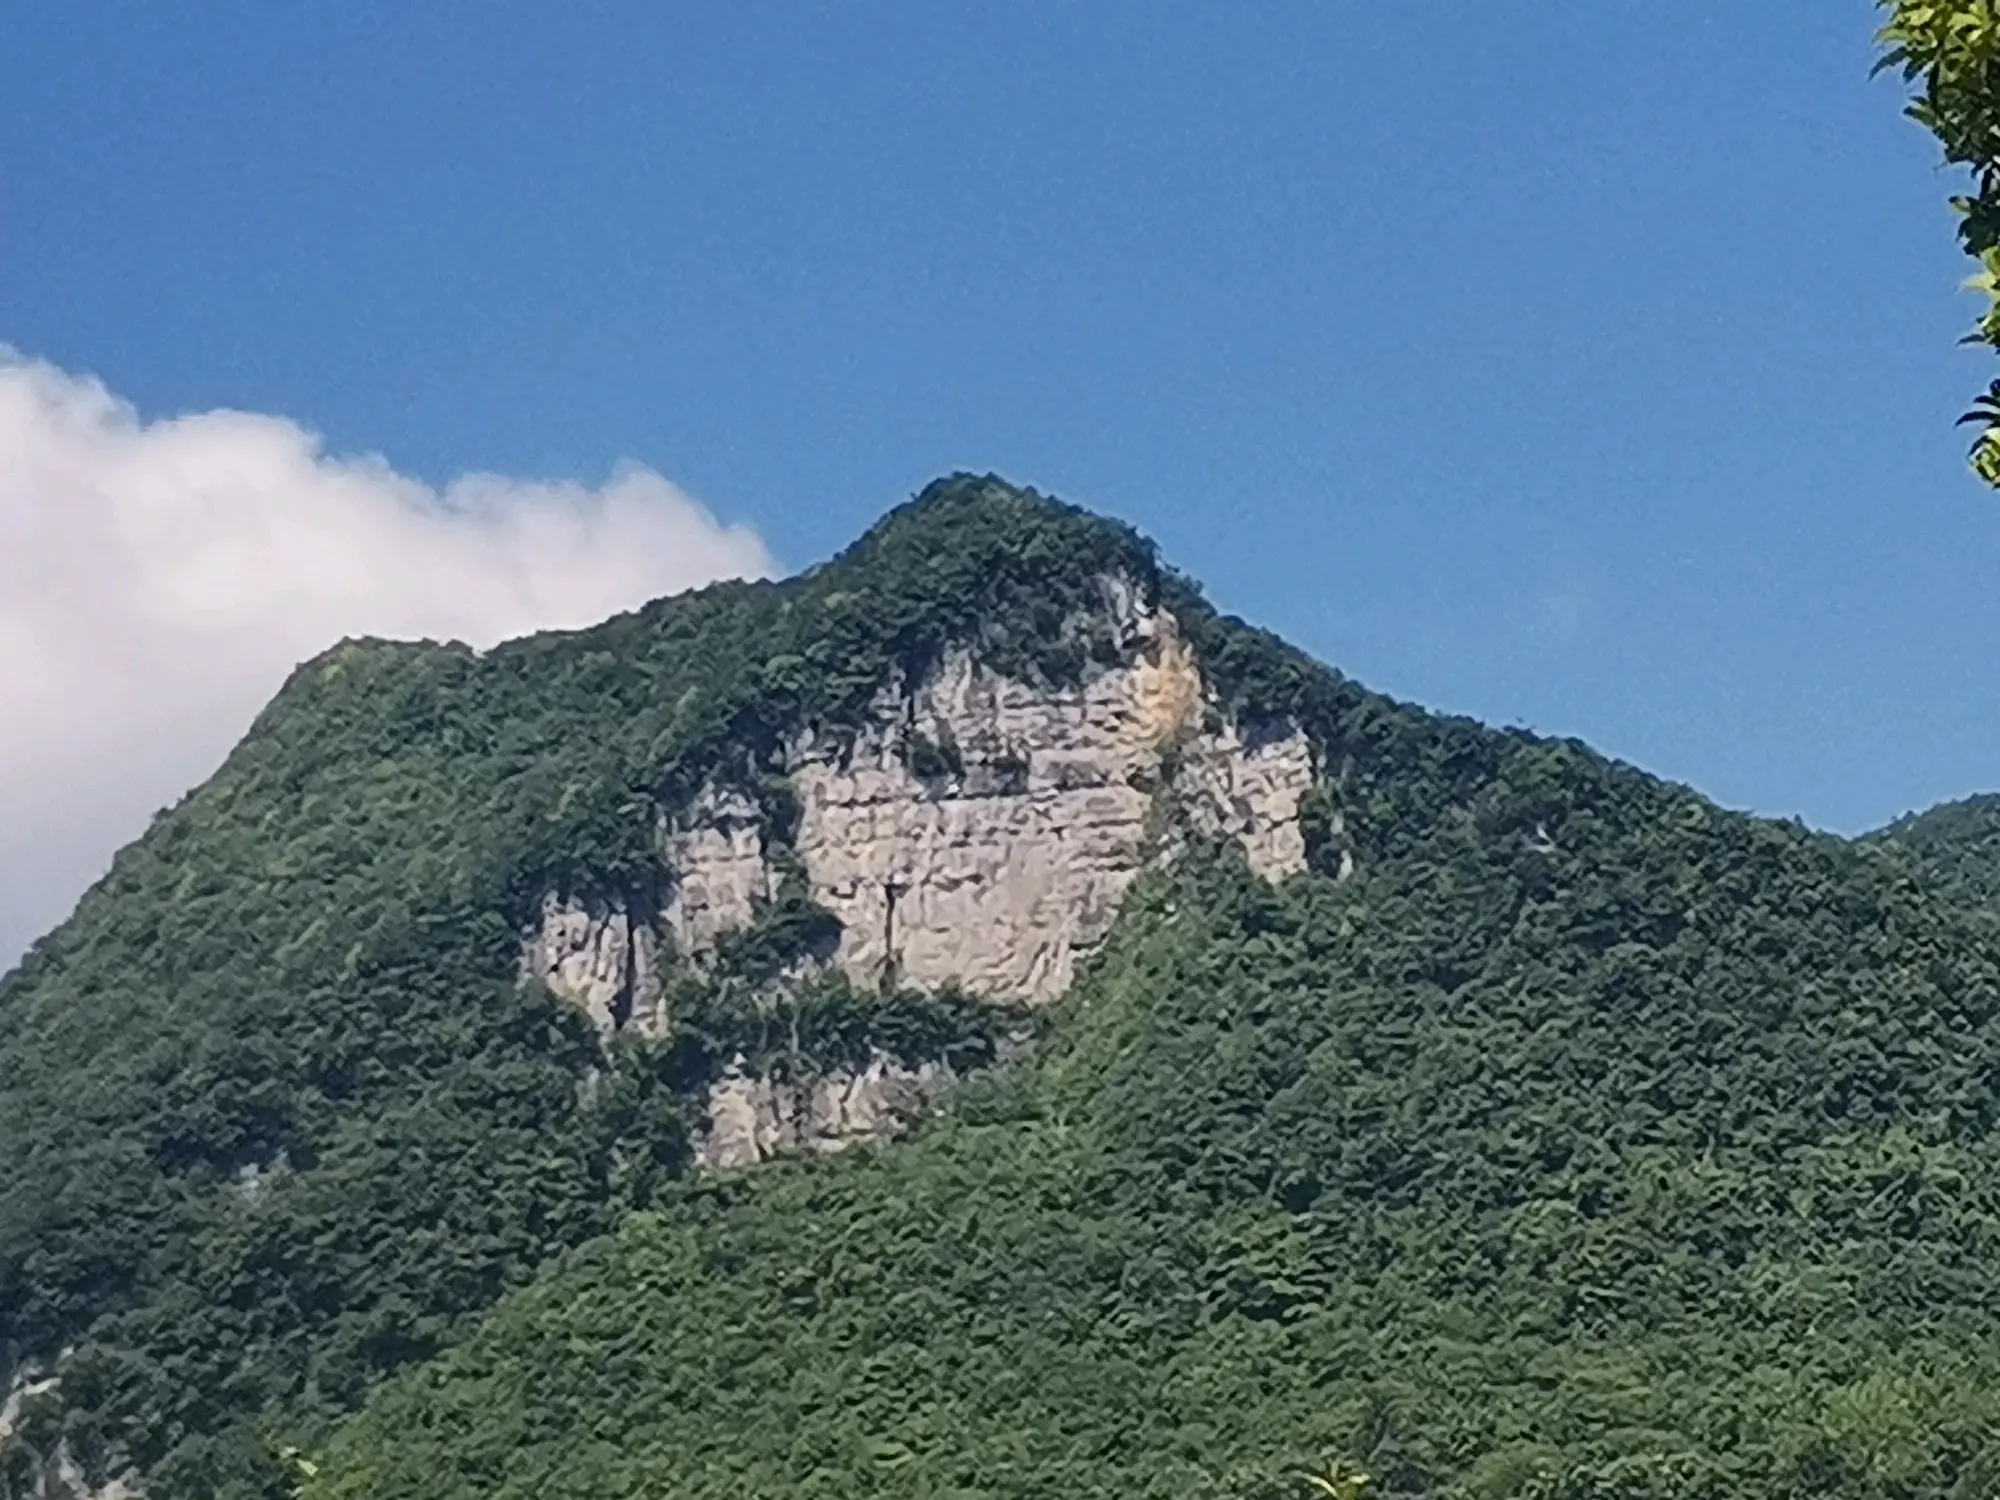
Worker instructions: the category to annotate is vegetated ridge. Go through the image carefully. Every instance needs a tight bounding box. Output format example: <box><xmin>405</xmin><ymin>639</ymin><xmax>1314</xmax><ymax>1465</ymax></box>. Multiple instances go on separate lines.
<box><xmin>6</xmin><ymin>477</ymin><xmax>2000</xmax><ymax>1500</ymax></box>
<box><xmin>1871</xmin><ymin>792</ymin><xmax>2000</xmax><ymax>911</ymax></box>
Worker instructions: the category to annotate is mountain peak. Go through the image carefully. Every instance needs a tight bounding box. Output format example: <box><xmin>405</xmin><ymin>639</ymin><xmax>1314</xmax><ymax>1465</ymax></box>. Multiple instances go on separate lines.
<box><xmin>817</xmin><ymin>472</ymin><xmax>1169</xmax><ymax>660</ymax></box>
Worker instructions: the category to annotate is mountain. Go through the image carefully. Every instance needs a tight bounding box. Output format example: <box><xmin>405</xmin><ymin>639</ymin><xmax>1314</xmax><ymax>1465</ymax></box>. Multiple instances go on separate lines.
<box><xmin>8</xmin><ymin>477</ymin><xmax>2000</xmax><ymax>1500</ymax></box>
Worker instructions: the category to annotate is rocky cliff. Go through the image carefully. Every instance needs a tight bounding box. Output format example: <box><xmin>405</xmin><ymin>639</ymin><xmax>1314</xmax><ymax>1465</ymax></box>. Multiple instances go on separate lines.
<box><xmin>697</xmin><ymin>1051</ymin><xmax>957</xmax><ymax>1170</ymax></box>
<box><xmin>521</xmin><ymin>581</ymin><xmax>1317</xmax><ymax>1163</ymax></box>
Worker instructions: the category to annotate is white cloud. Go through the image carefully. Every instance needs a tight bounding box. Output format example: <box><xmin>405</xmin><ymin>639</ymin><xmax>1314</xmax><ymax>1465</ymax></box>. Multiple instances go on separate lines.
<box><xmin>0</xmin><ymin>352</ymin><xmax>776</xmax><ymax>969</ymax></box>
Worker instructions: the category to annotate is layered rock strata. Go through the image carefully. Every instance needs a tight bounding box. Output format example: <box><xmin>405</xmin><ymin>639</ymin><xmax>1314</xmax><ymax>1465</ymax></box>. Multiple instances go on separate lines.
<box><xmin>520</xmin><ymin>585</ymin><xmax>1318</xmax><ymax>1163</ymax></box>
<box><xmin>698</xmin><ymin>1052</ymin><xmax>955</xmax><ymax>1169</ymax></box>
<box><xmin>522</xmin><ymin>894</ymin><xmax>662</xmax><ymax>1035</ymax></box>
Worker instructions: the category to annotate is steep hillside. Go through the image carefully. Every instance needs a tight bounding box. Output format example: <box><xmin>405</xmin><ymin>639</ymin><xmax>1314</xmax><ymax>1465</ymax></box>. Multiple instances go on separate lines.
<box><xmin>310</xmin><ymin>746</ymin><xmax>2000</xmax><ymax>1499</ymax></box>
<box><xmin>1871</xmin><ymin>793</ymin><xmax>2000</xmax><ymax>911</ymax></box>
<box><xmin>10</xmin><ymin>476</ymin><xmax>2000</xmax><ymax>1500</ymax></box>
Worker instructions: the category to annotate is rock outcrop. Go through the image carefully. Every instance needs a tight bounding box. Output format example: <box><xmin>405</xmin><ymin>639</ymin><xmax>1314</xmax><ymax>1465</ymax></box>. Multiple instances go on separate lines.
<box><xmin>661</xmin><ymin>785</ymin><xmax>774</xmax><ymax>957</ymax></box>
<box><xmin>698</xmin><ymin>1052</ymin><xmax>955</xmax><ymax>1169</ymax></box>
<box><xmin>531</xmin><ymin>592</ymin><xmax>1313</xmax><ymax>1019</ymax></box>
<box><xmin>521</xmin><ymin>893</ymin><xmax>663</xmax><ymax>1035</ymax></box>
<box><xmin>523</xmin><ymin>581</ymin><xmax>1317</xmax><ymax>1163</ymax></box>
<box><xmin>1178</xmin><ymin>714</ymin><xmax>1318</xmax><ymax>882</ymax></box>
<box><xmin>753</xmin><ymin>602</ymin><xmax>1310</xmax><ymax>1003</ymax></box>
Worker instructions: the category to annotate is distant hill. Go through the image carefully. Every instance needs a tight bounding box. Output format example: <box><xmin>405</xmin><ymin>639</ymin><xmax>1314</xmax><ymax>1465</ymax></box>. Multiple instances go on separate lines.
<box><xmin>1870</xmin><ymin>793</ymin><xmax>2000</xmax><ymax>911</ymax></box>
<box><xmin>9</xmin><ymin>479</ymin><xmax>2000</xmax><ymax>1500</ymax></box>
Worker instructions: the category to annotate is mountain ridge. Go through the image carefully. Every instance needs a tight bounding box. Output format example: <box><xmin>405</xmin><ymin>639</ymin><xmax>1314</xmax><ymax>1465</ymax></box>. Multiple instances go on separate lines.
<box><xmin>1868</xmin><ymin>793</ymin><xmax>2000</xmax><ymax>912</ymax></box>
<box><xmin>6</xmin><ymin>476</ymin><xmax>2000</xmax><ymax>1499</ymax></box>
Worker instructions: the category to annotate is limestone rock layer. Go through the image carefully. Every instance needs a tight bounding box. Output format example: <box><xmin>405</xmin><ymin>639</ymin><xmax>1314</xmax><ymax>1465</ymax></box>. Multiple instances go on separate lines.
<box><xmin>698</xmin><ymin>1053</ymin><xmax>955</xmax><ymax>1170</ymax></box>
<box><xmin>529</xmin><ymin>600</ymin><xmax>1311</xmax><ymax>1017</ymax></box>
<box><xmin>520</xmin><ymin>588</ymin><xmax>1318</xmax><ymax>1162</ymax></box>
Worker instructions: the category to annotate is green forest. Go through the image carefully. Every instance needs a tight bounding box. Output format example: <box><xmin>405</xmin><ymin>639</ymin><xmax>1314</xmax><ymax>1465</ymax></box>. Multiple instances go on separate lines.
<box><xmin>11</xmin><ymin>479</ymin><xmax>2000</xmax><ymax>1498</ymax></box>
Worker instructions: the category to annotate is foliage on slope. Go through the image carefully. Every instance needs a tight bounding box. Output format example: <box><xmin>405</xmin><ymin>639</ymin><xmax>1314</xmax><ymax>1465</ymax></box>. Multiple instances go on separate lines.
<box><xmin>0</xmin><ymin>477</ymin><xmax>1159</xmax><ymax>1498</ymax></box>
<box><xmin>308</xmin><ymin>738</ymin><xmax>2000</xmax><ymax>1498</ymax></box>
<box><xmin>1870</xmin><ymin>792</ymin><xmax>2000</xmax><ymax>912</ymax></box>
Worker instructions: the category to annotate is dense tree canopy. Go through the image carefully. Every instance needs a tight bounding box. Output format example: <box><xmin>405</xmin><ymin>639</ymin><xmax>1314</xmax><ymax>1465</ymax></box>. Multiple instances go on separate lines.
<box><xmin>1871</xmin><ymin>791</ymin><xmax>2000</xmax><ymax>906</ymax></box>
<box><xmin>312</xmin><ymin>777</ymin><xmax>2000</xmax><ymax>1500</ymax></box>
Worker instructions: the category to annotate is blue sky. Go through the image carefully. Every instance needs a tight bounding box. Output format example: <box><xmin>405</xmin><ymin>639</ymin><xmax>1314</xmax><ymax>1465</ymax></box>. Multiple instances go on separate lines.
<box><xmin>2</xmin><ymin>1</ymin><xmax>1992</xmax><ymax>856</ymax></box>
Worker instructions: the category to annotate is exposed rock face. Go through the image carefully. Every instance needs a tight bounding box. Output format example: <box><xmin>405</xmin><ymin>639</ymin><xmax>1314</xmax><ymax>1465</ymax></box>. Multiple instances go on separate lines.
<box><xmin>528</xmin><ymin>588</ymin><xmax>1317</xmax><ymax>1027</ymax></box>
<box><xmin>769</xmin><ymin>602</ymin><xmax>1310</xmax><ymax>1004</ymax></box>
<box><xmin>790</xmin><ymin>652</ymin><xmax>1172</xmax><ymax>1000</ymax></box>
<box><xmin>698</xmin><ymin>1053</ymin><xmax>956</xmax><ymax>1170</ymax></box>
<box><xmin>1178</xmin><ymin>715</ymin><xmax>1318</xmax><ymax>883</ymax></box>
<box><xmin>522</xmin><ymin>894</ymin><xmax>662</xmax><ymax>1035</ymax></box>
<box><xmin>0</xmin><ymin>1365</ymin><xmax>55</xmax><ymax>1453</ymax></box>
<box><xmin>522</xmin><ymin>582</ymin><xmax>1318</xmax><ymax>1159</ymax></box>
<box><xmin>228</xmin><ymin>1151</ymin><xmax>291</xmax><ymax>1204</ymax></box>
<box><xmin>661</xmin><ymin>785</ymin><xmax>773</xmax><ymax>957</ymax></box>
